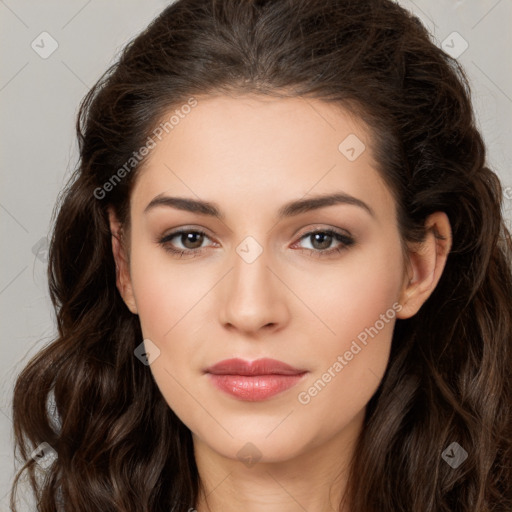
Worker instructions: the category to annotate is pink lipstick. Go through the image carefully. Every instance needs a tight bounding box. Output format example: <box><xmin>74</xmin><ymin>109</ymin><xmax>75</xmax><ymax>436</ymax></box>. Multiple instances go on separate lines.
<box><xmin>204</xmin><ymin>358</ymin><xmax>308</xmax><ymax>401</ymax></box>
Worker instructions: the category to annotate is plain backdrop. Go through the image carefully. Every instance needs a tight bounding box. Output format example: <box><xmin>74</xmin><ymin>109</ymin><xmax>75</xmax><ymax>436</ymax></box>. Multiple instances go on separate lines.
<box><xmin>1</xmin><ymin>0</ymin><xmax>511</xmax><ymax>509</ymax></box>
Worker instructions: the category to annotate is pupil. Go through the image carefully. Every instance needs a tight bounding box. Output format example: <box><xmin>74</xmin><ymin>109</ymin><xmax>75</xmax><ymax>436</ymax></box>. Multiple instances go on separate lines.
<box><xmin>313</xmin><ymin>232</ymin><xmax>331</xmax><ymax>250</ymax></box>
<box><xmin>183</xmin><ymin>232</ymin><xmax>203</xmax><ymax>249</ymax></box>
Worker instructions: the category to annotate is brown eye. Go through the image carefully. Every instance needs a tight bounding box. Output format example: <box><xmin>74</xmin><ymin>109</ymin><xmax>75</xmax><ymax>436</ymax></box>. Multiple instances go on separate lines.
<box><xmin>293</xmin><ymin>228</ymin><xmax>355</xmax><ymax>258</ymax></box>
<box><xmin>309</xmin><ymin>232</ymin><xmax>334</xmax><ymax>250</ymax></box>
<box><xmin>158</xmin><ymin>228</ymin><xmax>214</xmax><ymax>258</ymax></box>
<box><xmin>178</xmin><ymin>231</ymin><xmax>205</xmax><ymax>249</ymax></box>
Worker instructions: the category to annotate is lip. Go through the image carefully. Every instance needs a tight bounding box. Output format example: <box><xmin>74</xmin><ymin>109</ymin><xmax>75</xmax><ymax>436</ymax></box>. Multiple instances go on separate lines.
<box><xmin>205</xmin><ymin>357</ymin><xmax>306</xmax><ymax>376</ymax></box>
<box><xmin>204</xmin><ymin>358</ymin><xmax>308</xmax><ymax>401</ymax></box>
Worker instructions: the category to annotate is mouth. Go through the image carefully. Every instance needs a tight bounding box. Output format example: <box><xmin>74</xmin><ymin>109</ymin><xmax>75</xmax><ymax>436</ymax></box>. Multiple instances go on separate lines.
<box><xmin>204</xmin><ymin>358</ymin><xmax>308</xmax><ymax>401</ymax></box>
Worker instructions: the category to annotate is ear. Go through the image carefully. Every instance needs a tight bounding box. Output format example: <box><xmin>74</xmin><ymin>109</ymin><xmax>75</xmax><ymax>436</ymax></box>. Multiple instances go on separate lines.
<box><xmin>108</xmin><ymin>207</ymin><xmax>138</xmax><ymax>315</ymax></box>
<box><xmin>396</xmin><ymin>211</ymin><xmax>452</xmax><ymax>319</ymax></box>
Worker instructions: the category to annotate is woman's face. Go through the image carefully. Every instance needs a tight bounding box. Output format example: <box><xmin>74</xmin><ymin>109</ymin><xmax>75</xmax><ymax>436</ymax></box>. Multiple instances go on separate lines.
<box><xmin>116</xmin><ymin>94</ymin><xmax>413</xmax><ymax>465</ymax></box>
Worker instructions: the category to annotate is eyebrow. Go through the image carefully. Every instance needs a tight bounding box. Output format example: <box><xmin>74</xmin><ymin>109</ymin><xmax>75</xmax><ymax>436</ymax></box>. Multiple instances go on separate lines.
<box><xmin>143</xmin><ymin>192</ymin><xmax>375</xmax><ymax>220</ymax></box>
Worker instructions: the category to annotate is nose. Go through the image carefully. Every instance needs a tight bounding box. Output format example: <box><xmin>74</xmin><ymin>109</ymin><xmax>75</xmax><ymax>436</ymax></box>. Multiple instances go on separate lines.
<box><xmin>219</xmin><ymin>243</ymin><xmax>290</xmax><ymax>335</ymax></box>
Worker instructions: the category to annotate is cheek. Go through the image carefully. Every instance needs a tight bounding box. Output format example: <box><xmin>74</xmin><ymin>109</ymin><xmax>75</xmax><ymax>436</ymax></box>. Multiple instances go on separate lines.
<box><xmin>128</xmin><ymin>248</ymin><xmax>208</xmax><ymax>428</ymax></box>
<box><xmin>295</xmin><ymin>232</ymin><xmax>404</xmax><ymax>346</ymax></box>
<box><xmin>292</xmin><ymin>237</ymin><xmax>403</xmax><ymax>415</ymax></box>
<box><xmin>128</xmin><ymin>245</ymin><xmax>209</xmax><ymax>340</ymax></box>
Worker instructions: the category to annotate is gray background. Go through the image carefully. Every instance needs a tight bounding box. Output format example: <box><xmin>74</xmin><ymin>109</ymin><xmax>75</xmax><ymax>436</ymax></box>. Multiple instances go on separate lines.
<box><xmin>1</xmin><ymin>0</ymin><xmax>511</xmax><ymax>509</ymax></box>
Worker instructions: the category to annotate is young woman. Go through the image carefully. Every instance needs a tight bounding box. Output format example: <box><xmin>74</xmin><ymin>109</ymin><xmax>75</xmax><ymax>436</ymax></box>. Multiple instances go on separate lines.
<box><xmin>10</xmin><ymin>0</ymin><xmax>512</xmax><ymax>511</ymax></box>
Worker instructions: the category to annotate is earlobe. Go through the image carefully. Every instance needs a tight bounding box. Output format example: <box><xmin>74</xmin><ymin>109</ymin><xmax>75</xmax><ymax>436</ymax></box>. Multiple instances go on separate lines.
<box><xmin>107</xmin><ymin>207</ymin><xmax>138</xmax><ymax>315</ymax></box>
<box><xmin>397</xmin><ymin>211</ymin><xmax>452</xmax><ymax>319</ymax></box>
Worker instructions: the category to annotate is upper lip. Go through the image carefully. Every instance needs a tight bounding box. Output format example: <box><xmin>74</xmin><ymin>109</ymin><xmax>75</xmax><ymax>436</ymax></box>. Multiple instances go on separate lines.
<box><xmin>205</xmin><ymin>358</ymin><xmax>306</xmax><ymax>376</ymax></box>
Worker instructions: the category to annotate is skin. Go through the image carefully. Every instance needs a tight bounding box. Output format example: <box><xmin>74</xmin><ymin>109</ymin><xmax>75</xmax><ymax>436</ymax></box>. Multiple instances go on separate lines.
<box><xmin>109</xmin><ymin>94</ymin><xmax>452</xmax><ymax>512</ymax></box>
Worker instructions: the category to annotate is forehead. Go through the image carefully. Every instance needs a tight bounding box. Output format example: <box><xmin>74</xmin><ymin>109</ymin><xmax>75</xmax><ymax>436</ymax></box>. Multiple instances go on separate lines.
<box><xmin>130</xmin><ymin>94</ymin><xmax>395</xmax><ymax>223</ymax></box>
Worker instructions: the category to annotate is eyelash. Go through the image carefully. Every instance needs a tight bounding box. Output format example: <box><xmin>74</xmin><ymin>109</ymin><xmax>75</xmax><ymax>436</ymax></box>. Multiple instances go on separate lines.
<box><xmin>157</xmin><ymin>227</ymin><xmax>355</xmax><ymax>259</ymax></box>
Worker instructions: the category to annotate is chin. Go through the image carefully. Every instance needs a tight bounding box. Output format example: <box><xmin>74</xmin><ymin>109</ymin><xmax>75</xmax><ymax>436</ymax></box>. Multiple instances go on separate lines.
<box><xmin>192</xmin><ymin>420</ymin><xmax>318</xmax><ymax>465</ymax></box>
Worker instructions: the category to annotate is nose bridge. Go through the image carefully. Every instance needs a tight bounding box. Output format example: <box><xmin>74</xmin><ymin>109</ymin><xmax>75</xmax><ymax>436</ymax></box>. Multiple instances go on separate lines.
<box><xmin>219</xmin><ymin>234</ymin><xmax>288</xmax><ymax>332</ymax></box>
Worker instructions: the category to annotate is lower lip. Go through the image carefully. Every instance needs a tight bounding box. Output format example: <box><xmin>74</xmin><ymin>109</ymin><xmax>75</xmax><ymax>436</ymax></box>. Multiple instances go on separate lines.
<box><xmin>207</xmin><ymin>373</ymin><xmax>307</xmax><ymax>401</ymax></box>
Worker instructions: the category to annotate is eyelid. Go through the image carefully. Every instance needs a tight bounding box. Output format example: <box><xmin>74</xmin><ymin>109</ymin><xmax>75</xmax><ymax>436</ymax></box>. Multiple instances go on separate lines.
<box><xmin>293</xmin><ymin>223</ymin><xmax>352</xmax><ymax>239</ymax></box>
<box><xmin>159</xmin><ymin>224</ymin><xmax>215</xmax><ymax>240</ymax></box>
<box><xmin>158</xmin><ymin>226</ymin><xmax>217</xmax><ymax>247</ymax></box>
<box><xmin>291</xmin><ymin>226</ymin><xmax>355</xmax><ymax>253</ymax></box>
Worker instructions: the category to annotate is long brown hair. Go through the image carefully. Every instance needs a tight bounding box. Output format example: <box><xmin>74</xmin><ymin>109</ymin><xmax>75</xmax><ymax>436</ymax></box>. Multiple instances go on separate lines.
<box><xmin>10</xmin><ymin>0</ymin><xmax>512</xmax><ymax>510</ymax></box>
